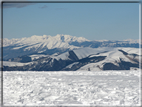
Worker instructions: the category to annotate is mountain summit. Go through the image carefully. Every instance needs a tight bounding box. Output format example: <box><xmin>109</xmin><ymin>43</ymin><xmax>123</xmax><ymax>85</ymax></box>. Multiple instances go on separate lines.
<box><xmin>1</xmin><ymin>34</ymin><xmax>140</xmax><ymax>60</ymax></box>
<box><xmin>3</xmin><ymin>34</ymin><xmax>89</xmax><ymax>47</ymax></box>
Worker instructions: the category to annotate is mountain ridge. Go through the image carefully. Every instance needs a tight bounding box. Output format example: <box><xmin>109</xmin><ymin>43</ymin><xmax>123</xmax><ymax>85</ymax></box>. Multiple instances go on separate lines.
<box><xmin>1</xmin><ymin>34</ymin><xmax>141</xmax><ymax>60</ymax></box>
<box><xmin>3</xmin><ymin>47</ymin><xmax>141</xmax><ymax>71</ymax></box>
<box><xmin>2</xmin><ymin>35</ymin><xmax>140</xmax><ymax>46</ymax></box>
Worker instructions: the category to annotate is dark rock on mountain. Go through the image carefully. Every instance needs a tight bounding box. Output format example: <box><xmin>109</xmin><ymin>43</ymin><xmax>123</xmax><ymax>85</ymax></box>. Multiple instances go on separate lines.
<box><xmin>8</xmin><ymin>55</ymin><xmax>32</xmax><ymax>63</ymax></box>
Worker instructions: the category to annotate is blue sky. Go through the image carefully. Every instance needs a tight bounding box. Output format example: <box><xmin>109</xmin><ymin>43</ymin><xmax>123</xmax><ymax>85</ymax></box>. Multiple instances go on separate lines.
<box><xmin>3</xmin><ymin>2</ymin><xmax>139</xmax><ymax>40</ymax></box>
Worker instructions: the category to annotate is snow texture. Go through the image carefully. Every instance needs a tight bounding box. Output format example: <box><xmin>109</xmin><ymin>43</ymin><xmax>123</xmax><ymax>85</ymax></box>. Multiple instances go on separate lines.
<box><xmin>3</xmin><ymin>70</ymin><xmax>141</xmax><ymax>106</ymax></box>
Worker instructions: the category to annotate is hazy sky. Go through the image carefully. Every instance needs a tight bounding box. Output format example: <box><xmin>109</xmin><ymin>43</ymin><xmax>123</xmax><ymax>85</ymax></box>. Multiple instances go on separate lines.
<box><xmin>3</xmin><ymin>2</ymin><xmax>139</xmax><ymax>40</ymax></box>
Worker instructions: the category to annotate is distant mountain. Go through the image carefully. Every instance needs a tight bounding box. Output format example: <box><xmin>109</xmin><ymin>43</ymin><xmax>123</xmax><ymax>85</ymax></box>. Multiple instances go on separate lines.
<box><xmin>2</xmin><ymin>34</ymin><xmax>89</xmax><ymax>47</ymax></box>
<box><xmin>1</xmin><ymin>34</ymin><xmax>141</xmax><ymax>60</ymax></box>
<box><xmin>3</xmin><ymin>47</ymin><xmax>141</xmax><ymax>71</ymax></box>
<box><xmin>1</xmin><ymin>34</ymin><xmax>89</xmax><ymax>60</ymax></box>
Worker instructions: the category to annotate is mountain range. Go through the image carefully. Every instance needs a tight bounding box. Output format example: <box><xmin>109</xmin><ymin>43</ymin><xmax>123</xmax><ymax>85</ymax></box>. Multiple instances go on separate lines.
<box><xmin>1</xmin><ymin>34</ymin><xmax>140</xmax><ymax>60</ymax></box>
<box><xmin>1</xmin><ymin>34</ymin><xmax>141</xmax><ymax>71</ymax></box>
<box><xmin>3</xmin><ymin>47</ymin><xmax>141</xmax><ymax>71</ymax></box>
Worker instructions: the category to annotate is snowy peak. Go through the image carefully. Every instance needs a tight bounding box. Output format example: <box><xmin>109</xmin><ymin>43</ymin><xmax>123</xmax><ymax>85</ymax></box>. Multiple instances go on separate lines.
<box><xmin>49</xmin><ymin>34</ymin><xmax>89</xmax><ymax>43</ymax></box>
<box><xmin>3</xmin><ymin>34</ymin><xmax>83</xmax><ymax>50</ymax></box>
<box><xmin>2</xmin><ymin>34</ymin><xmax>140</xmax><ymax>48</ymax></box>
<box><xmin>2</xmin><ymin>34</ymin><xmax>90</xmax><ymax>51</ymax></box>
<box><xmin>1</xmin><ymin>34</ymin><xmax>141</xmax><ymax>60</ymax></box>
<box><xmin>2</xmin><ymin>34</ymin><xmax>89</xmax><ymax>47</ymax></box>
<box><xmin>2</xmin><ymin>34</ymin><xmax>90</xmax><ymax>60</ymax></box>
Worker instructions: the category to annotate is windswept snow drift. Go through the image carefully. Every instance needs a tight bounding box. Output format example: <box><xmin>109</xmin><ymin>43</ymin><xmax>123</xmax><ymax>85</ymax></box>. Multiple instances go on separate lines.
<box><xmin>3</xmin><ymin>70</ymin><xmax>141</xmax><ymax>106</ymax></box>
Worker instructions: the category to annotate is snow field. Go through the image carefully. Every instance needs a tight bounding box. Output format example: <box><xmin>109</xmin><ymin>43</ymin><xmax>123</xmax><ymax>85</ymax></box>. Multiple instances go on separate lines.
<box><xmin>3</xmin><ymin>71</ymin><xmax>141</xmax><ymax>106</ymax></box>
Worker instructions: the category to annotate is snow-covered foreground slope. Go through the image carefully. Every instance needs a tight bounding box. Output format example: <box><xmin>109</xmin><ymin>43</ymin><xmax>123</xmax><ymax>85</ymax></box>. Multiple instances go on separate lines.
<box><xmin>3</xmin><ymin>71</ymin><xmax>141</xmax><ymax>106</ymax></box>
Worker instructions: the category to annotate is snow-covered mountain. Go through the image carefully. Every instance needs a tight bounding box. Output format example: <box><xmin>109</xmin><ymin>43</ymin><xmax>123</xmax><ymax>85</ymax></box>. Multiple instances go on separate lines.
<box><xmin>2</xmin><ymin>34</ymin><xmax>89</xmax><ymax>47</ymax></box>
<box><xmin>2</xmin><ymin>34</ymin><xmax>91</xmax><ymax>60</ymax></box>
<box><xmin>3</xmin><ymin>47</ymin><xmax>141</xmax><ymax>71</ymax></box>
<box><xmin>1</xmin><ymin>34</ymin><xmax>141</xmax><ymax>60</ymax></box>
